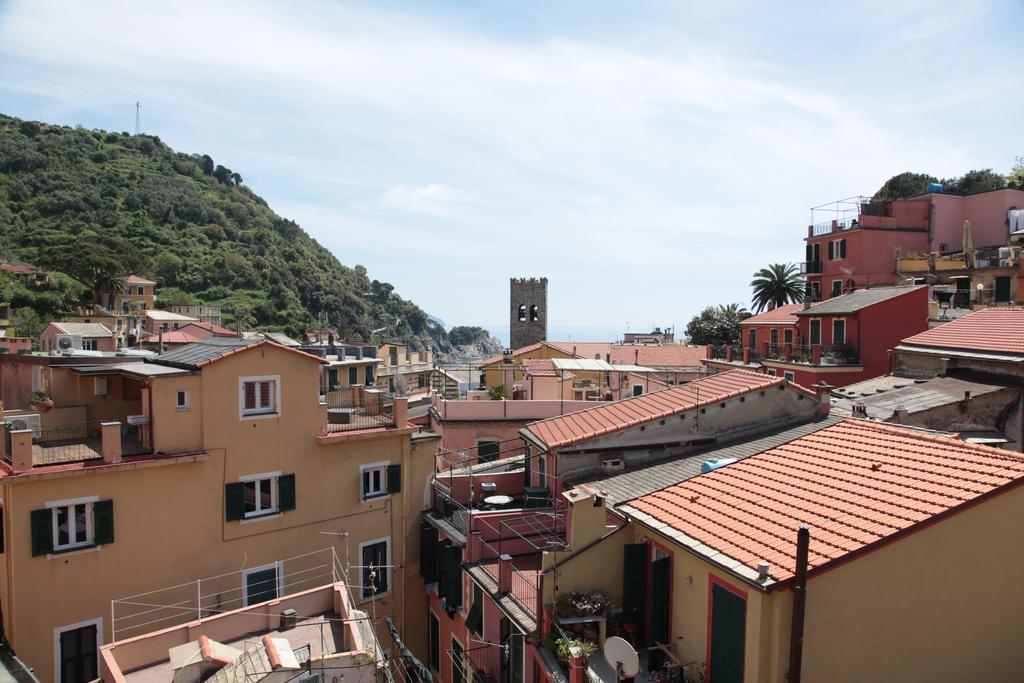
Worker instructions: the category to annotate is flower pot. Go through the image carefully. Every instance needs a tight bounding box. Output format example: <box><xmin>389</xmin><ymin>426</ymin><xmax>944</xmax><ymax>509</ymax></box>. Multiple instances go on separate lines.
<box><xmin>31</xmin><ymin>398</ymin><xmax>53</xmax><ymax>414</ymax></box>
<box><xmin>574</xmin><ymin>607</ymin><xmax>587</xmax><ymax>617</ymax></box>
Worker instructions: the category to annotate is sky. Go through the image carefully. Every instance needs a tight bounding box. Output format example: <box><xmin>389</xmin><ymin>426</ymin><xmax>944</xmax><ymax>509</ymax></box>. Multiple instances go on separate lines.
<box><xmin>1</xmin><ymin>0</ymin><xmax>1022</xmax><ymax>341</ymax></box>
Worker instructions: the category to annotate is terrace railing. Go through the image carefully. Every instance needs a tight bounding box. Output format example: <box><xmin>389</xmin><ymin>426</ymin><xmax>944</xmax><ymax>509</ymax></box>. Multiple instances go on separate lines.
<box><xmin>324</xmin><ymin>391</ymin><xmax>395</xmax><ymax>432</ymax></box>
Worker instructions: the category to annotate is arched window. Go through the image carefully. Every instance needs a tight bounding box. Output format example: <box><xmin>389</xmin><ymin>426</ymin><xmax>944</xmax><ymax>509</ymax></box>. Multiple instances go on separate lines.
<box><xmin>530</xmin><ymin>305</ymin><xmax>539</xmax><ymax>321</ymax></box>
<box><xmin>518</xmin><ymin>305</ymin><xmax>527</xmax><ymax>322</ymax></box>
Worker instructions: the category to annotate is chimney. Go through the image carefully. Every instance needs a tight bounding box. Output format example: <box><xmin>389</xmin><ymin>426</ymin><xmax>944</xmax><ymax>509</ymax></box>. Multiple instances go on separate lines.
<box><xmin>893</xmin><ymin>404</ymin><xmax>909</xmax><ymax>424</ymax></box>
<box><xmin>100</xmin><ymin>421</ymin><xmax>122</xmax><ymax>464</ymax></box>
<box><xmin>852</xmin><ymin>403</ymin><xmax>867</xmax><ymax>418</ymax></box>
<box><xmin>960</xmin><ymin>391</ymin><xmax>972</xmax><ymax>411</ymax></box>
<box><xmin>812</xmin><ymin>381</ymin><xmax>833</xmax><ymax>418</ymax></box>
<box><xmin>756</xmin><ymin>561</ymin><xmax>771</xmax><ymax>583</ymax></box>
<box><xmin>8</xmin><ymin>428</ymin><xmax>33</xmax><ymax>473</ymax></box>
<box><xmin>498</xmin><ymin>554</ymin><xmax>513</xmax><ymax>593</ymax></box>
<box><xmin>562</xmin><ymin>486</ymin><xmax>607</xmax><ymax>550</ymax></box>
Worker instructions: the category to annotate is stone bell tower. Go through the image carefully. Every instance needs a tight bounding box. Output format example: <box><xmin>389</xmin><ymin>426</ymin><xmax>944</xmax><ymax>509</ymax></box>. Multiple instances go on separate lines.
<box><xmin>509</xmin><ymin>277</ymin><xmax>548</xmax><ymax>349</ymax></box>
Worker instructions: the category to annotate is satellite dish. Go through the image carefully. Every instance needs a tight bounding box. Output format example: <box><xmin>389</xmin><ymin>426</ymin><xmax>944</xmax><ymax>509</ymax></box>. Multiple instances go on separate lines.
<box><xmin>603</xmin><ymin>636</ymin><xmax>639</xmax><ymax>679</ymax></box>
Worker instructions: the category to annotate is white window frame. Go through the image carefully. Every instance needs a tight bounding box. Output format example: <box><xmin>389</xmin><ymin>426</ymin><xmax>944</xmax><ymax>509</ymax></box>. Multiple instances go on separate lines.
<box><xmin>53</xmin><ymin>617</ymin><xmax>103</xmax><ymax>683</ymax></box>
<box><xmin>241</xmin><ymin>561</ymin><xmax>284</xmax><ymax>607</ymax></box>
<box><xmin>239</xmin><ymin>375</ymin><xmax>281</xmax><ymax>419</ymax></box>
<box><xmin>451</xmin><ymin>633</ymin><xmax>467</xmax><ymax>683</ymax></box>
<box><xmin>831</xmin><ymin>279</ymin><xmax>843</xmax><ymax>298</ymax></box>
<box><xmin>784</xmin><ymin>371</ymin><xmax>795</xmax><ymax>382</ymax></box>
<box><xmin>176</xmin><ymin>389</ymin><xmax>190</xmax><ymax>410</ymax></box>
<box><xmin>360</xmin><ymin>461</ymin><xmax>390</xmax><ymax>501</ymax></box>
<box><xmin>766</xmin><ymin>369</ymin><xmax>777</xmax><ymax>377</ymax></box>
<box><xmin>46</xmin><ymin>495</ymin><xmax>99</xmax><ymax>552</ymax></box>
<box><xmin>94</xmin><ymin>377</ymin><xmax>108</xmax><ymax>396</ymax></box>
<box><xmin>358</xmin><ymin>536</ymin><xmax>392</xmax><ymax>600</ymax></box>
<box><xmin>239</xmin><ymin>471</ymin><xmax>281</xmax><ymax>519</ymax></box>
<box><xmin>632</xmin><ymin>384</ymin><xmax>644</xmax><ymax>396</ymax></box>
<box><xmin>82</xmin><ymin>340</ymin><xmax>97</xmax><ymax>351</ymax></box>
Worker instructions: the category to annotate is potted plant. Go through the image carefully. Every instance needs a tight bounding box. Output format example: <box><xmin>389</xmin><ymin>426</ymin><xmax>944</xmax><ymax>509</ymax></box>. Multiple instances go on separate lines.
<box><xmin>553</xmin><ymin>593</ymin><xmax>573</xmax><ymax>619</ymax></box>
<box><xmin>29</xmin><ymin>391</ymin><xmax>53</xmax><ymax>413</ymax></box>
<box><xmin>586</xmin><ymin>589</ymin><xmax>612</xmax><ymax>615</ymax></box>
<box><xmin>570</xmin><ymin>591</ymin><xmax>590</xmax><ymax>617</ymax></box>
<box><xmin>555</xmin><ymin>637</ymin><xmax>596</xmax><ymax>669</ymax></box>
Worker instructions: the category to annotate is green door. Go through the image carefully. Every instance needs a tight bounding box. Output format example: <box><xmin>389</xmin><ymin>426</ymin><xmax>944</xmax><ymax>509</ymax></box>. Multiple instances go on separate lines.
<box><xmin>648</xmin><ymin>557</ymin><xmax>671</xmax><ymax>670</ymax></box>
<box><xmin>709</xmin><ymin>584</ymin><xmax>745</xmax><ymax>683</ymax></box>
<box><xmin>995</xmin><ymin>276</ymin><xmax>1011</xmax><ymax>302</ymax></box>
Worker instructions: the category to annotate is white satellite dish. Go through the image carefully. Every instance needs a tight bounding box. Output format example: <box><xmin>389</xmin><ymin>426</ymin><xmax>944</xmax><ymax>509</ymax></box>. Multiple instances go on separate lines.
<box><xmin>603</xmin><ymin>636</ymin><xmax>639</xmax><ymax>679</ymax></box>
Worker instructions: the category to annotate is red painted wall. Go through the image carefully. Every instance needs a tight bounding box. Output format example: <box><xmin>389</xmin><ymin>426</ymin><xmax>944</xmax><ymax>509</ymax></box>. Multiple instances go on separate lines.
<box><xmin>807</xmin><ymin>229</ymin><xmax>929</xmax><ymax>296</ymax></box>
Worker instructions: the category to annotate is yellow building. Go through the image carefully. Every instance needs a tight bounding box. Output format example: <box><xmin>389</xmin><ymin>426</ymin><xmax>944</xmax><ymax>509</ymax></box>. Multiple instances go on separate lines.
<box><xmin>0</xmin><ymin>338</ymin><xmax>437</xmax><ymax>683</ymax></box>
<box><xmin>542</xmin><ymin>419</ymin><xmax>1024</xmax><ymax>683</ymax></box>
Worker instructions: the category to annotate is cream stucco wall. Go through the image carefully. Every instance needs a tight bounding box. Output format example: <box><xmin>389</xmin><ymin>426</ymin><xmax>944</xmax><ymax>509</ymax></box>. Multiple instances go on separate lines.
<box><xmin>0</xmin><ymin>343</ymin><xmax>436</xmax><ymax>683</ymax></box>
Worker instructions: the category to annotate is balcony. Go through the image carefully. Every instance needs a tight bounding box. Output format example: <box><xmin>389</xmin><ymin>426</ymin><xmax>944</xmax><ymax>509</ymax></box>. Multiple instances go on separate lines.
<box><xmin>764</xmin><ymin>343</ymin><xmax>860</xmax><ymax>366</ymax></box>
<box><xmin>322</xmin><ymin>387</ymin><xmax>395</xmax><ymax>432</ymax></box>
<box><xmin>2</xmin><ymin>419</ymin><xmax>151</xmax><ymax>470</ymax></box>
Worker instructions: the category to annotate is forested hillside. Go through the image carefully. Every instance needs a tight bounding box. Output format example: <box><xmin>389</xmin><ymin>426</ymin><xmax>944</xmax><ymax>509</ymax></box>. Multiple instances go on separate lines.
<box><xmin>0</xmin><ymin>114</ymin><xmax>453</xmax><ymax>350</ymax></box>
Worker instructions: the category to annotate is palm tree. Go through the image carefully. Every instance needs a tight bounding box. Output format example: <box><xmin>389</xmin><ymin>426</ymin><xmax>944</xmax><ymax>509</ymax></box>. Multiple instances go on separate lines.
<box><xmin>750</xmin><ymin>264</ymin><xmax>804</xmax><ymax>313</ymax></box>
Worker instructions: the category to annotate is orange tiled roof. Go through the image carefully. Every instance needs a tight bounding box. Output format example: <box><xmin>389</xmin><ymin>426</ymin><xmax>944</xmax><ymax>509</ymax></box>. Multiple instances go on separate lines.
<box><xmin>740</xmin><ymin>304</ymin><xmax>803</xmax><ymax>325</ymax></box>
<box><xmin>522</xmin><ymin>359</ymin><xmax>560</xmax><ymax>377</ymax></box>
<box><xmin>481</xmin><ymin>341</ymin><xmax>707</xmax><ymax>368</ymax></box>
<box><xmin>125</xmin><ymin>274</ymin><xmax>156</xmax><ymax>285</ymax></box>
<box><xmin>622</xmin><ymin>419</ymin><xmax>1024</xmax><ymax>584</ymax></box>
<box><xmin>143</xmin><ymin>330</ymin><xmax>206</xmax><ymax>345</ymax></box>
<box><xmin>900</xmin><ymin>307</ymin><xmax>1024</xmax><ymax>356</ymax></box>
<box><xmin>180</xmin><ymin>321</ymin><xmax>237</xmax><ymax>337</ymax></box>
<box><xmin>524</xmin><ymin>370</ymin><xmax>783</xmax><ymax>450</ymax></box>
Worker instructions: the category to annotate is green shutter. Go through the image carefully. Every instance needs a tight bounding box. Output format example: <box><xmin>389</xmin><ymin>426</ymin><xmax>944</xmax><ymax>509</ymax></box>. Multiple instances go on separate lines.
<box><xmin>622</xmin><ymin>544</ymin><xmax>648</xmax><ymax>640</ymax></box>
<box><xmin>278</xmin><ymin>474</ymin><xmax>296</xmax><ymax>512</ymax></box>
<box><xmin>387</xmin><ymin>464</ymin><xmax>402</xmax><ymax>494</ymax></box>
<box><xmin>420</xmin><ymin>522</ymin><xmax>439</xmax><ymax>583</ymax></box>
<box><xmin>93</xmin><ymin>499</ymin><xmax>114</xmax><ymax>546</ymax></box>
<box><xmin>828</xmin><ymin>241</ymin><xmax>834</xmax><ymax>260</ymax></box>
<box><xmin>443</xmin><ymin>545</ymin><xmax>462</xmax><ymax>609</ymax></box>
<box><xmin>437</xmin><ymin>539</ymin><xmax>451</xmax><ymax>598</ymax></box>
<box><xmin>465</xmin><ymin>592</ymin><xmax>483</xmax><ymax>635</ymax></box>
<box><xmin>225</xmin><ymin>482</ymin><xmax>245</xmax><ymax>521</ymax></box>
<box><xmin>30</xmin><ymin>508</ymin><xmax>53</xmax><ymax>556</ymax></box>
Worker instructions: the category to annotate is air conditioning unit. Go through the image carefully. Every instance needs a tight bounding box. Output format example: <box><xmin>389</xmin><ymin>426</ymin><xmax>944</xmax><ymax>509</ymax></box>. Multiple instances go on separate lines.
<box><xmin>55</xmin><ymin>334</ymin><xmax>82</xmax><ymax>353</ymax></box>
<box><xmin>5</xmin><ymin>412</ymin><xmax>41</xmax><ymax>439</ymax></box>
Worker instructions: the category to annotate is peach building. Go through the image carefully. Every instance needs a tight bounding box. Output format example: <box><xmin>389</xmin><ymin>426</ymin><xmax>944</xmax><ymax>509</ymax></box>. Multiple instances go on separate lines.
<box><xmin>0</xmin><ymin>337</ymin><xmax>437</xmax><ymax>683</ymax></box>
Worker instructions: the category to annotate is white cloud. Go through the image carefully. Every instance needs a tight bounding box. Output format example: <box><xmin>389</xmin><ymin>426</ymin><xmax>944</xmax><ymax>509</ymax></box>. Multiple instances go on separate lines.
<box><xmin>0</xmin><ymin>0</ymin><xmax>1019</xmax><ymax>330</ymax></box>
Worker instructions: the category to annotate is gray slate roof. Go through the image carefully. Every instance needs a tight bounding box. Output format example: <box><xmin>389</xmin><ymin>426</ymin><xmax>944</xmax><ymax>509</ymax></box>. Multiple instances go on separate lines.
<box><xmin>797</xmin><ymin>285</ymin><xmax>923</xmax><ymax>316</ymax></box>
<box><xmin>148</xmin><ymin>337</ymin><xmax>260</xmax><ymax>370</ymax></box>
<box><xmin>830</xmin><ymin>372</ymin><xmax>1015</xmax><ymax>421</ymax></box>
<box><xmin>572</xmin><ymin>416</ymin><xmax>843</xmax><ymax>506</ymax></box>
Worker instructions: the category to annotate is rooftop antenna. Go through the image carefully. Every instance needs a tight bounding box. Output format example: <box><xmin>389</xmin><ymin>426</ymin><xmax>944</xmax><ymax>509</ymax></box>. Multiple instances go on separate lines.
<box><xmin>134</xmin><ymin>101</ymin><xmax>141</xmax><ymax>135</ymax></box>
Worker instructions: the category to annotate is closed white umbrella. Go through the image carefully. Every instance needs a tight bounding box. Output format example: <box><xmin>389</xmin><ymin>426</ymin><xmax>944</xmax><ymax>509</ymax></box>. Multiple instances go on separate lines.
<box><xmin>962</xmin><ymin>220</ymin><xmax>975</xmax><ymax>268</ymax></box>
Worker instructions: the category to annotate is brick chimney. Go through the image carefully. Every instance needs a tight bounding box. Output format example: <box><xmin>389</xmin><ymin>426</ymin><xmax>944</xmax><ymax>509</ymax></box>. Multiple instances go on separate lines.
<box><xmin>812</xmin><ymin>382</ymin><xmax>833</xmax><ymax>418</ymax></box>
<box><xmin>562</xmin><ymin>486</ymin><xmax>607</xmax><ymax>550</ymax></box>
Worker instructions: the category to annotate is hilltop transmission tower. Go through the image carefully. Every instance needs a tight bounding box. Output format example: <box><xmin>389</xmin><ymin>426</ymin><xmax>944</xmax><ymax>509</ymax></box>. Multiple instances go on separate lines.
<box><xmin>134</xmin><ymin>101</ymin><xmax>141</xmax><ymax>135</ymax></box>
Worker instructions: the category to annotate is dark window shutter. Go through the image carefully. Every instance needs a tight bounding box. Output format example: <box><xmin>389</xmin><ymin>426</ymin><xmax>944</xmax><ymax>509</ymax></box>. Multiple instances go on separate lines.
<box><xmin>622</xmin><ymin>544</ymin><xmax>648</xmax><ymax>639</ymax></box>
<box><xmin>443</xmin><ymin>545</ymin><xmax>462</xmax><ymax>609</ymax></box>
<box><xmin>386</xmin><ymin>464</ymin><xmax>402</xmax><ymax>494</ymax></box>
<box><xmin>510</xmin><ymin>632</ymin><xmax>524</xmax><ymax>683</ymax></box>
<box><xmin>225</xmin><ymin>482</ymin><xmax>246</xmax><ymax>521</ymax></box>
<box><xmin>840</xmin><ymin>239</ymin><xmax>847</xmax><ymax>258</ymax></box>
<box><xmin>93</xmin><ymin>499</ymin><xmax>114</xmax><ymax>546</ymax></box>
<box><xmin>466</xmin><ymin>588</ymin><xmax>483</xmax><ymax>635</ymax></box>
<box><xmin>420</xmin><ymin>522</ymin><xmax>439</xmax><ymax>583</ymax></box>
<box><xmin>278</xmin><ymin>474</ymin><xmax>296</xmax><ymax>512</ymax></box>
<box><xmin>31</xmin><ymin>508</ymin><xmax>53</xmax><ymax>556</ymax></box>
<box><xmin>828</xmin><ymin>241</ymin><xmax>834</xmax><ymax>260</ymax></box>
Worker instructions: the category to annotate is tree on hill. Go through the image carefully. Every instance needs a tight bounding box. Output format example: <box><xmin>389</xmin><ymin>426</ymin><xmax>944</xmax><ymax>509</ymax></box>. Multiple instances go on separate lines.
<box><xmin>871</xmin><ymin>172</ymin><xmax>938</xmax><ymax>201</ymax></box>
<box><xmin>1008</xmin><ymin>156</ymin><xmax>1024</xmax><ymax>191</ymax></box>
<box><xmin>750</xmin><ymin>264</ymin><xmax>804</xmax><ymax>313</ymax></box>
<box><xmin>685</xmin><ymin>304</ymin><xmax>751</xmax><ymax>347</ymax></box>
<box><xmin>945</xmin><ymin>169</ymin><xmax>1007</xmax><ymax>195</ymax></box>
<box><xmin>0</xmin><ymin>113</ymin><xmax>453</xmax><ymax>350</ymax></box>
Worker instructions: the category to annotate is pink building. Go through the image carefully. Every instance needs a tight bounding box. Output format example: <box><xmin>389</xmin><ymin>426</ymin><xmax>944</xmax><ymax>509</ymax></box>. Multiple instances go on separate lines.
<box><xmin>804</xmin><ymin>188</ymin><xmax>1024</xmax><ymax>300</ymax></box>
<box><xmin>40</xmin><ymin>321</ymin><xmax>116</xmax><ymax>352</ymax></box>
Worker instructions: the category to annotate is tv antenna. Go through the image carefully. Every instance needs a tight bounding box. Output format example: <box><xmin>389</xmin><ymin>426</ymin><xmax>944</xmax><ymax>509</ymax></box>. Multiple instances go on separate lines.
<box><xmin>134</xmin><ymin>101</ymin><xmax>141</xmax><ymax>135</ymax></box>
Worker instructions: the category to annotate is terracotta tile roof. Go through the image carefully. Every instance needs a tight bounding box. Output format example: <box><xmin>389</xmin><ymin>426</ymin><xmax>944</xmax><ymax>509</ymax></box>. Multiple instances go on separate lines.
<box><xmin>522</xmin><ymin>359</ymin><xmax>560</xmax><ymax>377</ymax></box>
<box><xmin>741</xmin><ymin>304</ymin><xmax>803</xmax><ymax>325</ymax></box>
<box><xmin>899</xmin><ymin>307</ymin><xmax>1024</xmax><ymax>356</ymax></box>
<box><xmin>523</xmin><ymin>370</ymin><xmax>784</xmax><ymax>450</ymax></box>
<box><xmin>124</xmin><ymin>274</ymin><xmax>156</xmax><ymax>285</ymax></box>
<box><xmin>180</xmin><ymin>321</ymin><xmax>237</xmax><ymax>337</ymax></box>
<box><xmin>481</xmin><ymin>341</ymin><xmax>707</xmax><ymax>368</ymax></box>
<box><xmin>621</xmin><ymin>419</ymin><xmax>1024</xmax><ymax>584</ymax></box>
<box><xmin>142</xmin><ymin>330</ymin><xmax>206</xmax><ymax>345</ymax></box>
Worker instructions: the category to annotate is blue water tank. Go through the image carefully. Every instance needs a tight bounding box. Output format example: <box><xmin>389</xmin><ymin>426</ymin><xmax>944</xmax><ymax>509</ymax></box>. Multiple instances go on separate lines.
<box><xmin>926</xmin><ymin>182</ymin><xmax>944</xmax><ymax>193</ymax></box>
<box><xmin>701</xmin><ymin>457</ymin><xmax>737</xmax><ymax>474</ymax></box>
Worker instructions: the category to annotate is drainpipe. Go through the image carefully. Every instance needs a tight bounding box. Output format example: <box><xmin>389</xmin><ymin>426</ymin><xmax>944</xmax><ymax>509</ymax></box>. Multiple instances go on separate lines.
<box><xmin>788</xmin><ymin>525</ymin><xmax>811</xmax><ymax>683</ymax></box>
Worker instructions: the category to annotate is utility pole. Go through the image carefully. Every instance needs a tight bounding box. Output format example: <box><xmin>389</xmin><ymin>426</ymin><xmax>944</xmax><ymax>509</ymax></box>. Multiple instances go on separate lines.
<box><xmin>134</xmin><ymin>101</ymin><xmax>141</xmax><ymax>135</ymax></box>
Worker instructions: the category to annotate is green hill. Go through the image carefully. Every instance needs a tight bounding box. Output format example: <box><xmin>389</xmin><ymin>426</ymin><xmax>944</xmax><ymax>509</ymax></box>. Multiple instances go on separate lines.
<box><xmin>0</xmin><ymin>113</ymin><xmax>451</xmax><ymax>351</ymax></box>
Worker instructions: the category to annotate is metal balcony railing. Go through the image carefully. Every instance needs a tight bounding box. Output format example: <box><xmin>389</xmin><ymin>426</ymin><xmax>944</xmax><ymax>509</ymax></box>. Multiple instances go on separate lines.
<box><xmin>324</xmin><ymin>392</ymin><xmax>395</xmax><ymax>432</ymax></box>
